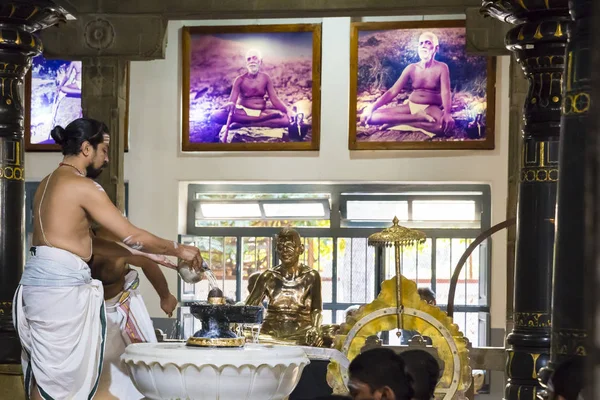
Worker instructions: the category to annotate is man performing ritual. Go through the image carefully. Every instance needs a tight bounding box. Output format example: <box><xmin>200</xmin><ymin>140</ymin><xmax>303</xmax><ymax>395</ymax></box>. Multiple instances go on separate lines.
<box><xmin>210</xmin><ymin>48</ymin><xmax>295</xmax><ymax>132</ymax></box>
<box><xmin>91</xmin><ymin>226</ymin><xmax>178</xmax><ymax>399</ymax></box>
<box><xmin>12</xmin><ymin>118</ymin><xmax>203</xmax><ymax>400</ymax></box>
<box><xmin>360</xmin><ymin>32</ymin><xmax>455</xmax><ymax>137</ymax></box>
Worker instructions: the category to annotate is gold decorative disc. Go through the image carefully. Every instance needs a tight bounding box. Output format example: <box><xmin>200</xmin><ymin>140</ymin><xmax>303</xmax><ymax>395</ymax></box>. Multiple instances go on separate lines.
<box><xmin>326</xmin><ymin>276</ymin><xmax>471</xmax><ymax>398</ymax></box>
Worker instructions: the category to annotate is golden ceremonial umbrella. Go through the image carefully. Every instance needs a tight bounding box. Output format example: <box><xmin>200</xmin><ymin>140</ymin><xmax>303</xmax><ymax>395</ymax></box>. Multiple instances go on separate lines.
<box><xmin>368</xmin><ymin>216</ymin><xmax>426</xmax><ymax>335</ymax></box>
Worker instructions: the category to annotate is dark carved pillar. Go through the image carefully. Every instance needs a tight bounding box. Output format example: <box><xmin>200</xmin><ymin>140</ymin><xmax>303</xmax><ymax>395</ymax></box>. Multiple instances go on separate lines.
<box><xmin>543</xmin><ymin>0</ymin><xmax>591</xmax><ymax>382</ymax></box>
<box><xmin>481</xmin><ymin>2</ymin><xmax>569</xmax><ymax>399</ymax></box>
<box><xmin>0</xmin><ymin>0</ymin><xmax>65</xmax><ymax>371</ymax></box>
<box><xmin>505</xmin><ymin>57</ymin><xmax>528</xmax><ymax>334</ymax></box>
<box><xmin>586</xmin><ymin>0</ymin><xmax>600</xmax><ymax>398</ymax></box>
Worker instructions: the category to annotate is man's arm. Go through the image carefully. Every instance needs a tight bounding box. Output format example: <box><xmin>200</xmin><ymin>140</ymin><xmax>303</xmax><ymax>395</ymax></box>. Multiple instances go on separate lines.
<box><xmin>228</xmin><ymin>76</ymin><xmax>242</xmax><ymax>105</ymax></box>
<box><xmin>126</xmin><ymin>255</ymin><xmax>172</xmax><ymax>301</ymax></box>
<box><xmin>440</xmin><ymin>63</ymin><xmax>452</xmax><ymax>114</ymax></box>
<box><xmin>370</xmin><ymin>64</ymin><xmax>413</xmax><ymax>112</ymax></box>
<box><xmin>81</xmin><ymin>180</ymin><xmax>183</xmax><ymax>257</ymax></box>
<box><xmin>57</xmin><ymin>63</ymin><xmax>74</xmax><ymax>88</ymax></box>
<box><xmin>265</xmin><ymin>76</ymin><xmax>289</xmax><ymax>114</ymax></box>
<box><xmin>92</xmin><ymin>236</ymin><xmax>139</xmax><ymax>258</ymax></box>
<box><xmin>92</xmin><ymin>237</ymin><xmax>177</xmax><ymax>269</ymax></box>
<box><xmin>439</xmin><ymin>63</ymin><xmax>455</xmax><ymax>132</ymax></box>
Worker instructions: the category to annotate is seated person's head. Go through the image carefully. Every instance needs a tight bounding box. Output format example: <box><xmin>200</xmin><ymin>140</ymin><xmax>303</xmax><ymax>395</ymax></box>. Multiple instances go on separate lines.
<box><xmin>399</xmin><ymin>350</ymin><xmax>440</xmax><ymax>400</ymax></box>
<box><xmin>312</xmin><ymin>396</ymin><xmax>352</xmax><ymax>400</ymax></box>
<box><xmin>547</xmin><ymin>357</ymin><xmax>584</xmax><ymax>400</ymax></box>
<box><xmin>348</xmin><ymin>348</ymin><xmax>413</xmax><ymax>400</ymax></box>
<box><xmin>417</xmin><ymin>288</ymin><xmax>436</xmax><ymax>305</ymax></box>
<box><xmin>345</xmin><ymin>305</ymin><xmax>361</xmax><ymax>322</ymax></box>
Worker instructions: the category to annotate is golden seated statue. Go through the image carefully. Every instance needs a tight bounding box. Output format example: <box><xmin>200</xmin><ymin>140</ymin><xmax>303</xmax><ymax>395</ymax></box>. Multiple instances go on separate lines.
<box><xmin>244</xmin><ymin>228</ymin><xmax>338</xmax><ymax>347</ymax></box>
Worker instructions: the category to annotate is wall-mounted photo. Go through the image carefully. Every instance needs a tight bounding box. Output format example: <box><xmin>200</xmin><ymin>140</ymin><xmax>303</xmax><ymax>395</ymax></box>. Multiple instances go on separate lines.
<box><xmin>25</xmin><ymin>55</ymin><xmax>129</xmax><ymax>152</ymax></box>
<box><xmin>349</xmin><ymin>20</ymin><xmax>495</xmax><ymax>150</ymax></box>
<box><xmin>181</xmin><ymin>24</ymin><xmax>322</xmax><ymax>152</ymax></box>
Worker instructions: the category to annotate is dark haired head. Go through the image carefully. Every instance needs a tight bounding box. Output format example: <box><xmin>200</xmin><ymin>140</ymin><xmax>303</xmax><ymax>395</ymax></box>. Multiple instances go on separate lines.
<box><xmin>51</xmin><ymin>118</ymin><xmax>108</xmax><ymax>157</ymax></box>
<box><xmin>548</xmin><ymin>357</ymin><xmax>584</xmax><ymax>400</ymax></box>
<box><xmin>349</xmin><ymin>348</ymin><xmax>413</xmax><ymax>400</ymax></box>
<box><xmin>399</xmin><ymin>350</ymin><xmax>441</xmax><ymax>400</ymax></box>
<box><xmin>417</xmin><ymin>287</ymin><xmax>436</xmax><ymax>305</ymax></box>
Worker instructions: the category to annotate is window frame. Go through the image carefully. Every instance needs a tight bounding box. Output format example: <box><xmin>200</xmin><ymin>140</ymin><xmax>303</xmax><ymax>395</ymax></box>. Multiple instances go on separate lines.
<box><xmin>182</xmin><ymin>183</ymin><xmax>492</xmax><ymax>346</ymax></box>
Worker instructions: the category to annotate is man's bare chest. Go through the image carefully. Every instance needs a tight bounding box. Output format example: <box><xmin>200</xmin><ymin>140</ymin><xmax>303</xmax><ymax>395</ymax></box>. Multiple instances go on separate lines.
<box><xmin>411</xmin><ymin>67</ymin><xmax>442</xmax><ymax>90</ymax></box>
<box><xmin>239</xmin><ymin>78</ymin><xmax>268</xmax><ymax>96</ymax></box>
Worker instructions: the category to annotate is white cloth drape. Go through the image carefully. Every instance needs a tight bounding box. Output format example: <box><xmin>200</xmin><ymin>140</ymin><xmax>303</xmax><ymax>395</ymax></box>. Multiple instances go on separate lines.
<box><xmin>13</xmin><ymin>246</ymin><xmax>106</xmax><ymax>400</ymax></box>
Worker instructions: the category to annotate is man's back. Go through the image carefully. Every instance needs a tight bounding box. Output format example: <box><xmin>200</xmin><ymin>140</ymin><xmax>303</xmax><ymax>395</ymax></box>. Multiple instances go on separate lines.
<box><xmin>90</xmin><ymin>255</ymin><xmax>128</xmax><ymax>299</ymax></box>
<box><xmin>32</xmin><ymin>168</ymin><xmax>95</xmax><ymax>260</ymax></box>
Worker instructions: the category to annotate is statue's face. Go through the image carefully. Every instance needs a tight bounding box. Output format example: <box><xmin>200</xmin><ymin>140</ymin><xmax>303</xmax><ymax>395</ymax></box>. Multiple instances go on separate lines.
<box><xmin>277</xmin><ymin>233</ymin><xmax>303</xmax><ymax>264</ymax></box>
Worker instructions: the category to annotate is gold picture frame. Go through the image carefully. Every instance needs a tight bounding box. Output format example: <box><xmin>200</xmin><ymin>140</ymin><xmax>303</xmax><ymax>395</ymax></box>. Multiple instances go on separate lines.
<box><xmin>24</xmin><ymin>56</ymin><xmax>130</xmax><ymax>152</ymax></box>
<box><xmin>349</xmin><ymin>20</ymin><xmax>496</xmax><ymax>150</ymax></box>
<box><xmin>181</xmin><ymin>24</ymin><xmax>322</xmax><ymax>152</ymax></box>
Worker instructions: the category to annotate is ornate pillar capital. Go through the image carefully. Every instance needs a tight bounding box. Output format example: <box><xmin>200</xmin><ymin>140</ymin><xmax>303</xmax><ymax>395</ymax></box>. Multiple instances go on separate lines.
<box><xmin>40</xmin><ymin>14</ymin><xmax>167</xmax><ymax>61</ymax></box>
<box><xmin>481</xmin><ymin>0</ymin><xmax>569</xmax><ymax>24</ymax></box>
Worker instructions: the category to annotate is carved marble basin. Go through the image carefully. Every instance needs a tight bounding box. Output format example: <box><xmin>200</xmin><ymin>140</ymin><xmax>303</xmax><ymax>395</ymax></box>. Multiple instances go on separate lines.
<box><xmin>121</xmin><ymin>342</ymin><xmax>310</xmax><ymax>400</ymax></box>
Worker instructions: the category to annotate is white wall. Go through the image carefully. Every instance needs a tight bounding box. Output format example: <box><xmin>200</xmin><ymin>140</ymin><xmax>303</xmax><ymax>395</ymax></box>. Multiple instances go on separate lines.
<box><xmin>25</xmin><ymin>17</ymin><xmax>510</xmax><ymax>331</ymax></box>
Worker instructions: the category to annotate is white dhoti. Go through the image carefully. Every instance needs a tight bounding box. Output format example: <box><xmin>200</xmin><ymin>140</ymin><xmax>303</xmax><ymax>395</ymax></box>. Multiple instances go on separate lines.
<box><xmin>13</xmin><ymin>246</ymin><xmax>106</xmax><ymax>400</ymax></box>
<box><xmin>96</xmin><ymin>270</ymin><xmax>157</xmax><ymax>400</ymax></box>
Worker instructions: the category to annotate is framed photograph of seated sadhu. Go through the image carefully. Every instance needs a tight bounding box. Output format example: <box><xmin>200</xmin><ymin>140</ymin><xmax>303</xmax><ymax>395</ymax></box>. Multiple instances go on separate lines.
<box><xmin>24</xmin><ymin>55</ymin><xmax>130</xmax><ymax>152</ymax></box>
<box><xmin>349</xmin><ymin>20</ymin><xmax>496</xmax><ymax>150</ymax></box>
<box><xmin>181</xmin><ymin>24</ymin><xmax>322</xmax><ymax>152</ymax></box>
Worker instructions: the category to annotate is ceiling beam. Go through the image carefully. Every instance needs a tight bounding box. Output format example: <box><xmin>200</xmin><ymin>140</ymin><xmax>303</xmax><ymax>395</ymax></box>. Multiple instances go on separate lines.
<box><xmin>59</xmin><ymin>0</ymin><xmax>481</xmax><ymax>19</ymax></box>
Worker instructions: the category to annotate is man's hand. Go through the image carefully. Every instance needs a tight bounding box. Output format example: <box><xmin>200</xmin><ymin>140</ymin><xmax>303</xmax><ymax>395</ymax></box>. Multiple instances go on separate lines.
<box><xmin>177</xmin><ymin>244</ymin><xmax>204</xmax><ymax>273</ymax></box>
<box><xmin>441</xmin><ymin>113</ymin><xmax>455</xmax><ymax>133</ymax></box>
<box><xmin>223</xmin><ymin>102</ymin><xmax>235</xmax><ymax>112</ymax></box>
<box><xmin>160</xmin><ymin>294</ymin><xmax>178</xmax><ymax>318</ymax></box>
<box><xmin>286</xmin><ymin>108</ymin><xmax>295</xmax><ymax>122</ymax></box>
<box><xmin>360</xmin><ymin>104</ymin><xmax>374</xmax><ymax>125</ymax></box>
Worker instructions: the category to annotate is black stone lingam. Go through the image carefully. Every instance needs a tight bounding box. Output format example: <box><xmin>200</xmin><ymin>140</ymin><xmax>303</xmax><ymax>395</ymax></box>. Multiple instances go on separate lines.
<box><xmin>186</xmin><ymin>287</ymin><xmax>263</xmax><ymax>348</ymax></box>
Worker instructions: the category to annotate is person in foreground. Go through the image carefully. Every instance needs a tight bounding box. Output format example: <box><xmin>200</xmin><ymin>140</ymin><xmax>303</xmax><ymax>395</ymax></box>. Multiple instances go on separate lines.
<box><xmin>546</xmin><ymin>357</ymin><xmax>585</xmax><ymax>400</ymax></box>
<box><xmin>12</xmin><ymin>118</ymin><xmax>203</xmax><ymax>400</ymax></box>
<box><xmin>91</xmin><ymin>226</ymin><xmax>178</xmax><ymax>399</ymax></box>
<box><xmin>348</xmin><ymin>348</ymin><xmax>414</xmax><ymax>400</ymax></box>
<box><xmin>399</xmin><ymin>350</ymin><xmax>440</xmax><ymax>400</ymax></box>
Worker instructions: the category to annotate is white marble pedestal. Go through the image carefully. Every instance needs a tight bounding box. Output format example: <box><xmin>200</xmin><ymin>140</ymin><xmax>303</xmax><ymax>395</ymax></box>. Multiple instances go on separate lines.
<box><xmin>122</xmin><ymin>342</ymin><xmax>310</xmax><ymax>400</ymax></box>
